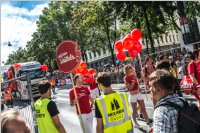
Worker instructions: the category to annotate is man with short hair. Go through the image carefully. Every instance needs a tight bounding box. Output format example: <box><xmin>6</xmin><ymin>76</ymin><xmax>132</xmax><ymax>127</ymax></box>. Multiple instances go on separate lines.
<box><xmin>149</xmin><ymin>70</ymin><xmax>184</xmax><ymax>133</ymax></box>
<box><xmin>95</xmin><ymin>72</ymin><xmax>133</xmax><ymax>133</ymax></box>
<box><xmin>34</xmin><ymin>80</ymin><xmax>66</xmax><ymax>133</ymax></box>
<box><xmin>69</xmin><ymin>74</ymin><xmax>93</xmax><ymax>133</ymax></box>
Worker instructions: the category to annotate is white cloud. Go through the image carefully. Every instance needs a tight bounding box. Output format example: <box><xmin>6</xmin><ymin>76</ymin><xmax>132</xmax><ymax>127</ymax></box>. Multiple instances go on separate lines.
<box><xmin>1</xmin><ymin>3</ymin><xmax>48</xmax><ymax>65</ymax></box>
<box><xmin>29</xmin><ymin>4</ymin><xmax>48</xmax><ymax>16</ymax></box>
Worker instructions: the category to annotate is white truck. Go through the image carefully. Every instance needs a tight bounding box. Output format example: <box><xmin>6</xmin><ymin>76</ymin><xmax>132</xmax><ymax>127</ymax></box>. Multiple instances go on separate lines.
<box><xmin>12</xmin><ymin>61</ymin><xmax>46</xmax><ymax>101</ymax></box>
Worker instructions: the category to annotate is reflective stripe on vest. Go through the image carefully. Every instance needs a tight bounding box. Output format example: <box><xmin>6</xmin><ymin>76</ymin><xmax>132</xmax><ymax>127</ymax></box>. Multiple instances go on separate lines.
<box><xmin>99</xmin><ymin>93</ymin><xmax>131</xmax><ymax>129</ymax></box>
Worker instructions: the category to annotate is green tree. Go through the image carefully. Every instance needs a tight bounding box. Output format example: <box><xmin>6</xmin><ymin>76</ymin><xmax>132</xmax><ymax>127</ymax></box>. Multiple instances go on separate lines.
<box><xmin>71</xmin><ymin>1</ymin><xmax>123</xmax><ymax>66</ymax></box>
<box><xmin>110</xmin><ymin>1</ymin><xmax>179</xmax><ymax>54</ymax></box>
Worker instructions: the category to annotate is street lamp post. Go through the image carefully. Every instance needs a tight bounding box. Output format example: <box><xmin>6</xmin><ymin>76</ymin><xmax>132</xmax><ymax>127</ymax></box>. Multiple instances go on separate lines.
<box><xmin>8</xmin><ymin>41</ymin><xmax>12</xmax><ymax>47</ymax></box>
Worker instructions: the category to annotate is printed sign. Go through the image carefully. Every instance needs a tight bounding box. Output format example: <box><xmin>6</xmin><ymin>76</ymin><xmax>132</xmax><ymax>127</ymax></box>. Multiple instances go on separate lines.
<box><xmin>56</xmin><ymin>40</ymin><xmax>82</xmax><ymax>73</ymax></box>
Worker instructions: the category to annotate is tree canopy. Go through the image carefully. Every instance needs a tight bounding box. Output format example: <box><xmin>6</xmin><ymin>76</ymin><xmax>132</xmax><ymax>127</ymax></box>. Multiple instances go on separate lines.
<box><xmin>6</xmin><ymin>1</ymin><xmax>200</xmax><ymax>69</ymax></box>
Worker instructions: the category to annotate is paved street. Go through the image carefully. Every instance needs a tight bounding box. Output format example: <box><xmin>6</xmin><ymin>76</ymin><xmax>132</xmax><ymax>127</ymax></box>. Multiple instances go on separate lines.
<box><xmin>7</xmin><ymin>83</ymin><xmax>197</xmax><ymax>133</ymax></box>
<box><xmin>52</xmin><ymin>84</ymin><xmax>197</xmax><ymax>133</ymax></box>
<box><xmin>54</xmin><ymin>88</ymin><xmax>152</xmax><ymax>133</ymax></box>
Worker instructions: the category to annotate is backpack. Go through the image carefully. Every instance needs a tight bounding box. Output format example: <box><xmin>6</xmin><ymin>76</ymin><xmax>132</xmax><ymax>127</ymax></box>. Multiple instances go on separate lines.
<box><xmin>155</xmin><ymin>98</ymin><xmax>200</xmax><ymax>133</ymax></box>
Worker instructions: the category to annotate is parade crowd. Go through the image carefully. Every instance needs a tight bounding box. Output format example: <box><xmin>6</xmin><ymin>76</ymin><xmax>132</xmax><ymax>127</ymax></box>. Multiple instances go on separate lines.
<box><xmin>1</xmin><ymin>49</ymin><xmax>200</xmax><ymax>133</ymax></box>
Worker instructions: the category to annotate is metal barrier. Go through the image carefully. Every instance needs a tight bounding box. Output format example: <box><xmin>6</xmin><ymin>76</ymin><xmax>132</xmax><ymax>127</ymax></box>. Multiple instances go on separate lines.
<box><xmin>26</xmin><ymin>73</ymin><xmax>39</xmax><ymax>133</ymax></box>
<box><xmin>1</xmin><ymin>73</ymin><xmax>39</xmax><ymax>133</ymax></box>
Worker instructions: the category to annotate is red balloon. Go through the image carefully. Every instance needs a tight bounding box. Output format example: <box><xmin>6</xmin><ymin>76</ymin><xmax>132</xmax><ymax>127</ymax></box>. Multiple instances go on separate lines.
<box><xmin>133</xmin><ymin>41</ymin><xmax>142</xmax><ymax>53</ymax></box>
<box><xmin>77</xmin><ymin>66</ymin><xmax>83</xmax><ymax>73</ymax></box>
<box><xmin>40</xmin><ymin>64</ymin><xmax>49</xmax><ymax>71</ymax></box>
<box><xmin>128</xmin><ymin>49</ymin><xmax>138</xmax><ymax>58</ymax></box>
<box><xmin>13</xmin><ymin>63</ymin><xmax>21</xmax><ymax>69</ymax></box>
<box><xmin>73</xmin><ymin>69</ymin><xmax>79</xmax><ymax>74</ymax></box>
<box><xmin>88</xmin><ymin>77</ymin><xmax>95</xmax><ymax>83</ymax></box>
<box><xmin>80</xmin><ymin>62</ymin><xmax>87</xmax><ymax>68</ymax></box>
<box><xmin>131</xmin><ymin>29</ymin><xmax>142</xmax><ymax>41</ymax></box>
<box><xmin>123</xmin><ymin>34</ymin><xmax>134</xmax><ymax>50</ymax></box>
<box><xmin>84</xmin><ymin>77</ymin><xmax>89</xmax><ymax>83</ymax></box>
<box><xmin>88</xmin><ymin>69</ymin><xmax>95</xmax><ymax>75</ymax></box>
<box><xmin>116</xmin><ymin>51</ymin><xmax>126</xmax><ymax>61</ymax></box>
<box><xmin>81</xmin><ymin>69</ymin><xmax>89</xmax><ymax>76</ymax></box>
<box><xmin>114</xmin><ymin>41</ymin><xmax>123</xmax><ymax>51</ymax></box>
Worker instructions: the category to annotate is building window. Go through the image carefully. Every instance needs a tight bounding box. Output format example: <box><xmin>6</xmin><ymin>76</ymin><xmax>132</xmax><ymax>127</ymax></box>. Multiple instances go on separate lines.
<box><xmin>169</xmin><ymin>35</ymin><xmax>172</xmax><ymax>42</ymax></box>
<box><xmin>89</xmin><ymin>52</ymin><xmax>92</xmax><ymax>59</ymax></box>
<box><xmin>157</xmin><ymin>38</ymin><xmax>160</xmax><ymax>44</ymax></box>
<box><xmin>93</xmin><ymin>52</ymin><xmax>96</xmax><ymax>58</ymax></box>
<box><xmin>160</xmin><ymin>36</ymin><xmax>164</xmax><ymax>43</ymax></box>
<box><xmin>173</xmin><ymin>35</ymin><xmax>175</xmax><ymax>42</ymax></box>
<box><xmin>165</xmin><ymin>36</ymin><xmax>168</xmax><ymax>42</ymax></box>
<box><xmin>97</xmin><ymin>51</ymin><xmax>101</xmax><ymax>56</ymax></box>
<box><xmin>103</xmin><ymin>48</ymin><xmax>106</xmax><ymax>54</ymax></box>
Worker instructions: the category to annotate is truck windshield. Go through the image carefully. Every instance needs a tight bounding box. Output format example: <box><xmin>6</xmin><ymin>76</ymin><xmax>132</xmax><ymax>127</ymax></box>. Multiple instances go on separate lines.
<box><xmin>19</xmin><ymin>68</ymin><xmax>45</xmax><ymax>81</ymax></box>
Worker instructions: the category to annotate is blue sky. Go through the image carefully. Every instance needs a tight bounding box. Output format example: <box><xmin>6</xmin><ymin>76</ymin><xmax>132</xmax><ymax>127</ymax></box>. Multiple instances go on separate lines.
<box><xmin>1</xmin><ymin>1</ymin><xmax>49</xmax><ymax>65</ymax></box>
<box><xmin>9</xmin><ymin>1</ymin><xmax>47</xmax><ymax>10</ymax></box>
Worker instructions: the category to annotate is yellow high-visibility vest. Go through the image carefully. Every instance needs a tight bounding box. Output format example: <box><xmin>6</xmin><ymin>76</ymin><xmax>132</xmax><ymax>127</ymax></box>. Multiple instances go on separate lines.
<box><xmin>34</xmin><ymin>98</ymin><xmax>59</xmax><ymax>133</ymax></box>
<box><xmin>95</xmin><ymin>92</ymin><xmax>133</xmax><ymax>133</ymax></box>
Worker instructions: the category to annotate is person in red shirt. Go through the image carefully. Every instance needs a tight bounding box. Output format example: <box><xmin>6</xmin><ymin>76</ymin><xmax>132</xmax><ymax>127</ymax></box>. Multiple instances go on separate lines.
<box><xmin>124</xmin><ymin>64</ymin><xmax>152</xmax><ymax>128</ymax></box>
<box><xmin>188</xmin><ymin>50</ymin><xmax>200</xmax><ymax>85</ymax></box>
<box><xmin>69</xmin><ymin>74</ymin><xmax>94</xmax><ymax>133</ymax></box>
<box><xmin>187</xmin><ymin>50</ymin><xmax>200</xmax><ymax>110</ymax></box>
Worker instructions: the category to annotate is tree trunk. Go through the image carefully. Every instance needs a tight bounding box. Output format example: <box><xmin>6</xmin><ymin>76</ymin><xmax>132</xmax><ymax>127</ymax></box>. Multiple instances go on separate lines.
<box><xmin>104</xmin><ymin>21</ymin><xmax>116</xmax><ymax>67</ymax></box>
<box><xmin>145</xmin><ymin>36</ymin><xmax>149</xmax><ymax>54</ymax></box>
<box><xmin>143</xmin><ymin>5</ymin><xmax>155</xmax><ymax>54</ymax></box>
<box><xmin>113</xmin><ymin>15</ymin><xmax>117</xmax><ymax>50</ymax></box>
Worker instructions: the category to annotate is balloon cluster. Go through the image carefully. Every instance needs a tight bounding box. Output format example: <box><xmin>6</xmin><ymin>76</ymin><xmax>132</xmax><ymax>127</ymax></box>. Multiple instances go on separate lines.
<box><xmin>40</xmin><ymin>64</ymin><xmax>49</xmax><ymax>71</ymax></box>
<box><xmin>73</xmin><ymin>62</ymin><xmax>95</xmax><ymax>83</ymax></box>
<box><xmin>114</xmin><ymin>29</ymin><xmax>143</xmax><ymax>61</ymax></box>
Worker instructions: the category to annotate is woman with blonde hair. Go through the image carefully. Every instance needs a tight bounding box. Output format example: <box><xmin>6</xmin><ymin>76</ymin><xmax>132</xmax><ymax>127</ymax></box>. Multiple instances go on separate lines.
<box><xmin>124</xmin><ymin>64</ymin><xmax>152</xmax><ymax>128</ymax></box>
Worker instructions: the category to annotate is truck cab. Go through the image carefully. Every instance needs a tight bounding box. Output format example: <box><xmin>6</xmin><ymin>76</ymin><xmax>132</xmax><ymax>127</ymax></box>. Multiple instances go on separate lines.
<box><xmin>14</xmin><ymin>61</ymin><xmax>46</xmax><ymax>101</ymax></box>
